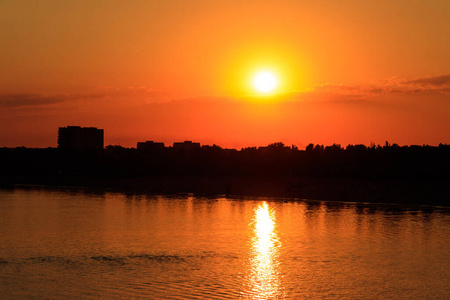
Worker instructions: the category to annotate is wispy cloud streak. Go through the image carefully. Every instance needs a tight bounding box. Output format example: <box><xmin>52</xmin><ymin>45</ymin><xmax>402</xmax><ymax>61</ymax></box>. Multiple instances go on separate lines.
<box><xmin>312</xmin><ymin>75</ymin><xmax>450</xmax><ymax>97</ymax></box>
<box><xmin>0</xmin><ymin>93</ymin><xmax>66</xmax><ymax>108</ymax></box>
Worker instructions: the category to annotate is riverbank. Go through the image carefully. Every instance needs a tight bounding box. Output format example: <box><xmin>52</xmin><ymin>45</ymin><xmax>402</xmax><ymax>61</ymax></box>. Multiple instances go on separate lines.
<box><xmin>1</xmin><ymin>176</ymin><xmax>449</xmax><ymax>207</ymax></box>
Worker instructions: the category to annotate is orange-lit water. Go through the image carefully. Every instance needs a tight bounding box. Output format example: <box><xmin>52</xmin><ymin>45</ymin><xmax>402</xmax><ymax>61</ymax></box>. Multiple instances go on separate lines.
<box><xmin>1</xmin><ymin>188</ymin><xmax>449</xmax><ymax>299</ymax></box>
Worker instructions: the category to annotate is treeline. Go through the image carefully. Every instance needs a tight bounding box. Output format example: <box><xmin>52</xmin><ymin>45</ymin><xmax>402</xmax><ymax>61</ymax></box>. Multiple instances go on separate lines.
<box><xmin>1</xmin><ymin>142</ymin><xmax>450</xmax><ymax>180</ymax></box>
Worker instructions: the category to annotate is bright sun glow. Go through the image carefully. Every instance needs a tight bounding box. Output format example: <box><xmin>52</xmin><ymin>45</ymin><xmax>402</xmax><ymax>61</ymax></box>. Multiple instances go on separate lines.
<box><xmin>253</xmin><ymin>71</ymin><xmax>278</xmax><ymax>93</ymax></box>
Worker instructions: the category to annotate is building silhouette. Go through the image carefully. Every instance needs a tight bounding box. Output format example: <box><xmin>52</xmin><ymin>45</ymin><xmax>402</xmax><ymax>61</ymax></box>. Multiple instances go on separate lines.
<box><xmin>173</xmin><ymin>141</ymin><xmax>200</xmax><ymax>151</ymax></box>
<box><xmin>137</xmin><ymin>141</ymin><xmax>165</xmax><ymax>151</ymax></box>
<box><xmin>58</xmin><ymin>126</ymin><xmax>104</xmax><ymax>150</ymax></box>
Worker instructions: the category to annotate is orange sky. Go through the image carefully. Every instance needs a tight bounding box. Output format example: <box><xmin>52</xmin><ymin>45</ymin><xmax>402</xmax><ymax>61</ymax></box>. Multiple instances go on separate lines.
<box><xmin>1</xmin><ymin>0</ymin><xmax>449</xmax><ymax>148</ymax></box>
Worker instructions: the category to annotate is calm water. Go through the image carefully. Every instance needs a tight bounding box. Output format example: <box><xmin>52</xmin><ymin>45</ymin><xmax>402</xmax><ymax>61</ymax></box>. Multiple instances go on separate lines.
<box><xmin>1</xmin><ymin>188</ymin><xmax>449</xmax><ymax>299</ymax></box>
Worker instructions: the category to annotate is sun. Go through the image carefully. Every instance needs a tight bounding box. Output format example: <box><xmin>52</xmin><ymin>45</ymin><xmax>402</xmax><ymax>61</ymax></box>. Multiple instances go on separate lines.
<box><xmin>253</xmin><ymin>71</ymin><xmax>278</xmax><ymax>93</ymax></box>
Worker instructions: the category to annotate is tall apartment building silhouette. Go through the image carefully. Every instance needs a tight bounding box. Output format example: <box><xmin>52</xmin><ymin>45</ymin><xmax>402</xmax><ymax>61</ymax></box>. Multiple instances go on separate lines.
<box><xmin>58</xmin><ymin>126</ymin><xmax>104</xmax><ymax>150</ymax></box>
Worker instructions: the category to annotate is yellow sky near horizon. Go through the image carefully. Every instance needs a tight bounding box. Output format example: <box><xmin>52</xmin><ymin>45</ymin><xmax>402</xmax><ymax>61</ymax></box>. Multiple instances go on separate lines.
<box><xmin>0</xmin><ymin>0</ymin><xmax>449</xmax><ymax>148</ymax></box>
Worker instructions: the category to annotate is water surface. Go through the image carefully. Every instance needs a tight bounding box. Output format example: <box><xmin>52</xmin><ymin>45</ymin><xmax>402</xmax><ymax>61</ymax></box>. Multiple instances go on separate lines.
<box><xmin>1</xmin><ymin>188</ymin><xmax>449</xmax><ymax>298</ymax></box>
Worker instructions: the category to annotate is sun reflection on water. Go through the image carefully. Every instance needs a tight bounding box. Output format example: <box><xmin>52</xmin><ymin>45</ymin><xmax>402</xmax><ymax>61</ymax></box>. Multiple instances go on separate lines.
<box><xmin>247</xmin><ymin>201</ymin><xmax>281</xmax><ymax>299</ymax></box>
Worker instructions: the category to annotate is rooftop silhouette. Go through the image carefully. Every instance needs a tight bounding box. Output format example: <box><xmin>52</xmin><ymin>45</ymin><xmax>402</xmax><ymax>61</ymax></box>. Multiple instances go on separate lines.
<box><xmin>58</xmin><ymin>126</ymin><xmax>104</xmax><ymax>151</ymax></box>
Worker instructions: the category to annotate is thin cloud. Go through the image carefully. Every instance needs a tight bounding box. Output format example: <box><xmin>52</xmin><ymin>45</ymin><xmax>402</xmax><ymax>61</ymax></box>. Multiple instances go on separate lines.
<box><xmin>0</xmin><ymin>87</ymin><xmax>163</xmax><ymax>109</ymax></box>
<box><xmin>0</xmin><ymin>93</ymin><xmax>66</xmax><ymax>108</ymax></box>
<box><xmin>0</xmin><ymin>92</ymin><xmax>112</xmax><ymax>108</ymax></box>
<box><xmin>310</xmin><ymin>74</ymin><xmax>450</xmax><ymax>98</ymax></box>
<box><xmin>405</xmin><ymin>75</ymin><xmax>450</xmax><ymax>86</ymax></box>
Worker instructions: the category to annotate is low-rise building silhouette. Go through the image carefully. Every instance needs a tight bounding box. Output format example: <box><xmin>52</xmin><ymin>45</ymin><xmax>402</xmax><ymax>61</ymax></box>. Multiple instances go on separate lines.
<box><xmin>58</xmin><ymin>126</ymin><xmax>104</xmax><ymax>150</ymax></box>
<box><xmin>173</xmin><ymin>141</ymin><xmax>200</xmax><ymax>150</ymax></box>
<box><xmin>137</xmin><ymin>141</ymin><xmax>165</xmax><ymax>151</ymax></box>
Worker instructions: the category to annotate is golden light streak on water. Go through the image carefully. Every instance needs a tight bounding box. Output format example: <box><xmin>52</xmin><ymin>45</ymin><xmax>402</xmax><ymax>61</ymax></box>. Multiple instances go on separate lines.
<box><xmin>248</xmin><ymin>201</ymin><xmax>282</xmax><ymax>299</ymax></box>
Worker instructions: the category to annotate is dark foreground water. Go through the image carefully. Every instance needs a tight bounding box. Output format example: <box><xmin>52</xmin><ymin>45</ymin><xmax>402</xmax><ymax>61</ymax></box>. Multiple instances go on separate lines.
<box><xmin>0</xmin><ymin>188</ymin><xmax>449</xmax><ymax>299</ymax></box>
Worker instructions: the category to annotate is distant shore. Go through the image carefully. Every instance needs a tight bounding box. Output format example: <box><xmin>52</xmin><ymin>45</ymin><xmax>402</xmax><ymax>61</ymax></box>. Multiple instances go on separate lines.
<box><xmin>2</xmin><ymin>176</ymin><xmax>449</xmax><ymax>207</ymax></box>
<box><xmin>2</xmin><ymin>144</ymin><xmax>450</xmax><ymax>207</ymax></box>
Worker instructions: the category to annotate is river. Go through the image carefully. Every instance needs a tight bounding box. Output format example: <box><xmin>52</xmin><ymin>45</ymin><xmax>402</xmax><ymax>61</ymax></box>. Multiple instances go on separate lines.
<box><xmin>1</xmin><ymin>188</ymin><xmax>449</xmax><ymax>298</ymax></box>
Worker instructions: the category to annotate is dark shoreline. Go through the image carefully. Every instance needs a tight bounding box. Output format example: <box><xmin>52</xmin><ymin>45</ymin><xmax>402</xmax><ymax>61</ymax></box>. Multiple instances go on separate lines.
<box><xmin>2</xmin><ymin>176</ymin><xmax>449</xmax><ymax>208</ymax></box>
<box><xmin>2</xmin><ymin>144</ymin><xmax>449</xmax><ymax>207</ymax></box>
